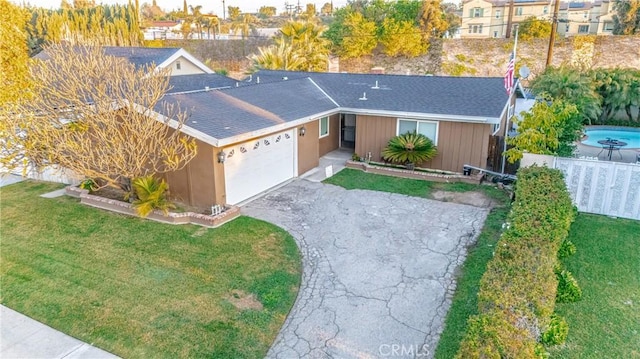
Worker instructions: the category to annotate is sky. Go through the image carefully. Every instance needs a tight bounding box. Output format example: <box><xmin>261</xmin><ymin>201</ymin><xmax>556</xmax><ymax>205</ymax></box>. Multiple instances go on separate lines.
<box><xmin>25</xmin><ymin>0</ymin><xmax>350</xmax><ymax>17</ymax></box>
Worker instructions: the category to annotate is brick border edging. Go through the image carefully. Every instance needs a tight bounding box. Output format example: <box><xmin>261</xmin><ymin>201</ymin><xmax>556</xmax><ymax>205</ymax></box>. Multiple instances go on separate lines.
<box><xmin>65</xmin><ymin>186</ymin><xmax>240</xmax><ymax>228</ymax></box>
<box><xmin>345</xmin><ymin>161</ymin><xmax>483</xmax><ymax>184</ymax></box>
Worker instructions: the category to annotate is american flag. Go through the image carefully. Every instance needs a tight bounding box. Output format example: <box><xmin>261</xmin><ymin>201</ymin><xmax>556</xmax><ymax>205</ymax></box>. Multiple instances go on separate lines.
<box><xmin>504</xmin><ymin>52</ymin><xmax>515</xmax><ymax>95</ymax></box>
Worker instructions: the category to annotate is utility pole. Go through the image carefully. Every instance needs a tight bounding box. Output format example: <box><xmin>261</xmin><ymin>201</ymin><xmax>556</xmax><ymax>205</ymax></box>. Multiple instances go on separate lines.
<box><xmin>505</xmin><ymin>0</ymin><xmax>515</xmax><ymax>38</ymax></box>
<box><xmin>222</xmin><ymin>0</ymin><xmax>225</xmax><ymax>20</ymax></box>
<box><xmin>546</xmin><ymin>0</ymin><xmax>561</xmax><ymax>67</ymax></box>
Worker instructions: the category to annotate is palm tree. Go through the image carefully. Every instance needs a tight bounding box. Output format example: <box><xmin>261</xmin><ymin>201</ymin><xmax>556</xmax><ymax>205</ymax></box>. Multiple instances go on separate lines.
<box><xmin>189</xmin><ymin>5</ymin><xmax>203</xmax><ymax>39</ymax></box>
<box><xmin>250</xmin><ymin>42</ymin><xmax>304</xmax><ymax>71</ymax></box>
<box><xmin>382</xmin><ymin>132</ymin><xmax>438</xmax><ymax>169</ymax></box>
<box><xmin>231</xmin><ymin>13</ymin><xmax>257</xmax><ymax>56</ymax></box>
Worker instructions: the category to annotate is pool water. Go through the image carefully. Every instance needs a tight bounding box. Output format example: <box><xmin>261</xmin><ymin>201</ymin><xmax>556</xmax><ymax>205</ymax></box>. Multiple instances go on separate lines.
<box><xmin>581</xmin><ymin>128</ymin><xmax>640</xmax><ymax>148</ymax></box>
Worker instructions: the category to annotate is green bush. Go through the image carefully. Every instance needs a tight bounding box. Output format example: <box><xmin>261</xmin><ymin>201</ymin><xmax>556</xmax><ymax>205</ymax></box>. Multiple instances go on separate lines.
<box><xmin>381</xmin><ymin>132</ymin><xmax>437</xmax><ymax>166</ymax></box>
<box><xmin>131</xmin><ymin>176</ymin><xmax>175</xmax><ymax>217</ymax></box>
<box><xmin>456</xmin><ymin>166</ymin><xmax>575</xmax><ymax>359</ymax></box>
<box><xmin>542</xmin><ymin>314</ymin><xmax>569</xmax><ymax>346</ymax></box>
<box><xmin>556</xmin><ymin>269</ymin><xmax>582</xmax><ymax>303</ymax></box>
<box><xmin>558</xmin><ymin>239</ymin><xmax>577</xmax><ymax>259</ymax></box>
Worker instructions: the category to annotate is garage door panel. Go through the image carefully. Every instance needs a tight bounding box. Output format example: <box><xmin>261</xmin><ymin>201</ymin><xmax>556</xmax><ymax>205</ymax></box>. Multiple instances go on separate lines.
<box><xmin>224</xmin><ymin>130</ymin><xmax>295</xmax><ymax>205</ymax></box>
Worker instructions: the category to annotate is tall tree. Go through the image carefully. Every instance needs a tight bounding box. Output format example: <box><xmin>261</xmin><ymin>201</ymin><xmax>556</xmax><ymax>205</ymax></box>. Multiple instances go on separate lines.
<box><xmin>379</xmin><ymin>18</ymin><xmax>426</xmax><ymax>57</ymax></box>
<box><xmin>258</xmin><ymin>6</ymin><xmax>276</xmax><ymax>18</ymax></box>
<box><xmin>417</xmin><ymin>0</ymin><xmax>448</xmax><ymax>40</ymax></box>
<box><xmin>227</xmin><ymin>6</ymin><xmax>240</xmax><ymax>20</ymax></box>
<box><xmin>320</xmin><ymin>2</ymin><xmax>333</xmax><ymax>16</ymax></box>
<box><xmin>340</xmin><ymin>12</ymin><xmax>377</xmax><ymax>58</ymax></box>
<box><xmin>250</xmin><ymin>42</ymin><xmax>304</xmax><ymax>71</ymax></box>
<box><xmin>518</xmin><ymin>16</ymin><xmax>552</xmax><ymax>40</ymax></box>
<box><xmin>612</xmin><ymin>0</ymin><xmax>640</xmax><ymax>34</ymax></box>
<box><xmin>530</xmin><ymin>67</ymin><xmax>602</xmax><ymax>124</ymax></box>
<box><xmin>0</xmin><ymin>0</ymin><xmax>32</xmax><ymax>105</ymax></box>
<box><xmin>1</xmin><ymin>44</ymin><xmax>197</xmax><ymax>193</ymax></box>
<box><xmin>505</xmin><ymin>100</ymin><xmax>582</xmax><ymax>162</ymax></box>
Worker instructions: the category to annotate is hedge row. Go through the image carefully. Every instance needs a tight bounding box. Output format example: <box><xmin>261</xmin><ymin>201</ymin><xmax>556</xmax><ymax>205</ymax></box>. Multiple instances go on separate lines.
<box><xmin>456</xmin><ymin>166</ymin><xmax>576</xmax><ymax>358</ymax></box>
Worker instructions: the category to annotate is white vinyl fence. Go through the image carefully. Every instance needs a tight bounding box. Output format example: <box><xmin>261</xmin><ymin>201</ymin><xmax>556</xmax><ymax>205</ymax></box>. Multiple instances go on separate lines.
<box><xmin>523</xmin><ymin>154</ymin><xmax>640</xmax><ymax>220</ymax></box>
<box><xmin>554</xmin><ymin>158</ymin><xmax>640</xmax><ymax>220</ymax></box>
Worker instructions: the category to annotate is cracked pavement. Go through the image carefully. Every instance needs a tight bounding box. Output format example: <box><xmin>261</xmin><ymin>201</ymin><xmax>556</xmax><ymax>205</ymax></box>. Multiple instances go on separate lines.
<box><xmin>242</xmin><ymin>180</ymin><xmax>489</xmax><ymax>359</ymax></box>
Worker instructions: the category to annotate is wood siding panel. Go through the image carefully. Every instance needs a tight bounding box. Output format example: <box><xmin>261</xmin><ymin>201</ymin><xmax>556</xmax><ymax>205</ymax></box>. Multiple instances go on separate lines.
<box><xmin>356</xmin><ymin>115</ymin><xmax>492</xmax><ymax>172</ymax></box>
<box><xmin>355</xmin><ymin>115</ymin><xmax>396</xmax><ymax>161</ymax></box>
<box><xmin>319</xmin><ymin>114</ymin><xmax>340</xmax><ymax>156</ymax></box>
<box><xmin>298</xmin><ymin>121</ymin><xmax>320</xmax><ymax>175</ymax></box>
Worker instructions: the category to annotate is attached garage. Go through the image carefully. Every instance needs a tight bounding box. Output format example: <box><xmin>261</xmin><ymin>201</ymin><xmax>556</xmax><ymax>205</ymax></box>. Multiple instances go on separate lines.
<box><xmin>223</xmin><ymin>129</ymin><xmax>296</xmax><ymax>205</ymax></box>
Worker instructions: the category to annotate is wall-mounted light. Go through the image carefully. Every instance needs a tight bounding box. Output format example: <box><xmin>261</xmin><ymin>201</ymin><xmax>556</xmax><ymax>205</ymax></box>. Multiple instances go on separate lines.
<box><xmin>217</xmin><ymin>150</ymin><xmax>226</xmax><ymax>163</ymax></box>
<box><xmin>299</xmin><ymin>126</ymin><xmax>306</xmax><ymax>137</ymax></box>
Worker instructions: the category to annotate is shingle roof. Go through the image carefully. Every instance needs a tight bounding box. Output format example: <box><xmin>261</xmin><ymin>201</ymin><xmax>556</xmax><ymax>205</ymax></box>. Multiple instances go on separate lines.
<box><xmin>167</xmin><ymin>74</ymin><xmax>239</xmax><ymax>93</ymax></box>
<box><xmin>158</xmin><ymin>78</ymin><xmax>338</xmax><ymax>140</ymax></box>
<box><xmin>33</xmin><ymin>46</ymin><xmax>181</xmax><ymax>70</ymax></box>
<box><xmin>250</xmin><ymin>70</ymin><xmax>508</xmax><ymax>118</ymax></box>
<box><xmin>102</xmin><ymin>46</ymin><xmax>180</xmax><ymax>69</ymax></box>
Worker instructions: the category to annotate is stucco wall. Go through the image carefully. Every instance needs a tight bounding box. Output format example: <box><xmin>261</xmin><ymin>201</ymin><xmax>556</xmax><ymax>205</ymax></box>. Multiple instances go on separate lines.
<box><xmin>165</xmin><ymin>56</ymin><xmax>206</xmax><ymax>76</ymax></box>
<box><xmin>319</xmin><ymin>114</ymin><xmax>340</xmax><ymax>156</ymax></box>
<box><xmin>298</xmin><ymin>121</ymin><xmax>320</xmax><ymax>175</ymax></box>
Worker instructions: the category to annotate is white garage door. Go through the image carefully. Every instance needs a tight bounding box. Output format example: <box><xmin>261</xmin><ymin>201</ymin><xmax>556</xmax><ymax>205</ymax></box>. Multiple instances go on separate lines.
<box><xmin>224</xmin><ymin>130</ymin><xmax>296</xmax><ymax>205</ymax></box>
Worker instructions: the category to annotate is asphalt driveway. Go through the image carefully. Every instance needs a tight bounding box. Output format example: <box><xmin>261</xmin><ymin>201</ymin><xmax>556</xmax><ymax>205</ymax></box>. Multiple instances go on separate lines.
<box><xmin>242</xmin><ymin>180</ymin><xmax>489</xmax><ymax>358</ymax></box>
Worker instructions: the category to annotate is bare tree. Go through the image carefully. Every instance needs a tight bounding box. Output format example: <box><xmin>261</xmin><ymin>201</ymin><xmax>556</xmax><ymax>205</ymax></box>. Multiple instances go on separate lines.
<box><xmin>1</xmin><ymin>44</ymin><xmax>197</xmax><ymax>193</ymax></box>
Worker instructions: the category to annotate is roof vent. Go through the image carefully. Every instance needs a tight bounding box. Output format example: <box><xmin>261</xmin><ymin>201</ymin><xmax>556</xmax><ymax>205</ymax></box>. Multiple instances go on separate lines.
<box><xmin>247</xmin><ymin>74</ymin><xmax>252</xmax><ymax>82</ymax></box>
<box><xmin>256</xmin><ymin>76</ymin><xmax>260</xmax><ymax>84</ymax></box>
<box><xmin>282</xmin><ymin>76</ymin><xmax>288</xmax><ymax>80</ymax></box>
<box><xmin>205</xmin><ymin>86</ymin><xmax>210</xmax><ymax>91</ymax></box>
<box><xmin>371</xmin><ymin>80</ymin><xmax>380</xmax><ymax>89</ymax></box>
<box><xmin>236</xmin><ymin>82</ymin><xmax>239</xmax><ymax>87</ymax></box>
<box><xmin>359</xmin><ymin>92</ymin><xmax>367</xmax><ymax>101</ymax></box>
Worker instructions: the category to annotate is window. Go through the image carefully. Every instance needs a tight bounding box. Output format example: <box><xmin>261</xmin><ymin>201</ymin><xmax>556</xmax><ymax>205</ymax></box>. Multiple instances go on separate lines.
<box><xmin>470</xmin><ymin>7</ymin><xmax>484</xmax><ymax>18</ymax></box>
<box><xmin>603</xmin><ymin>22</ymin><xmax>614</xmax><ymax>31</ymax></box>
<box><xmin>176</xmin><ymin>60</ymin><xmax>181</xmax><ymax>70</ymax></box>
<box><xmin>495</xmin><ymin>9</ymin><xmax>501</xmax><ymax>19</ymax></box>
<box><xmin>543</xmin><ymin>6</ymin><xmax>548</xmax><ymax>14</ymax></box>
<box><xmin>515</xmin><ymin>7</ymin><xmax>523</xmax><ymax>16</ymax></box>
<box><xmin>492</xmin><ymin>122</ymin><xmax>501</xmax><ymax>135</ymax></box>
<box><xmin>469</xmin><ymin>24</ymin><xmax>483</xmax><ymax>34</ymax></box>
<box><xmin>578</xmin><ymin>25</ymin><xmax>589</xmax><ymax>33</ymax></box>
<box><xmin>397</xmin><ymin>119</ymin><xmax>438</xmax><ymax>144</ymax></box>
<box><xmin>319</xmin><ymin>116</ymin><xmax>329</xmax><ymax>138</ymax></box>
<box><xmin>493</xmin><ymin>31</ymin><xmax>499</xmax><ymax>38</ymax></box>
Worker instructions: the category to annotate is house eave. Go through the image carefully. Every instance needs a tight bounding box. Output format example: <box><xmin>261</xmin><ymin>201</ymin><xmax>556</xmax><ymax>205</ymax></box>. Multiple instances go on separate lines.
<box><xmin>157</xmin><ymin>48</ymin><xmax>214</xmax><ymax>74</ymax></box>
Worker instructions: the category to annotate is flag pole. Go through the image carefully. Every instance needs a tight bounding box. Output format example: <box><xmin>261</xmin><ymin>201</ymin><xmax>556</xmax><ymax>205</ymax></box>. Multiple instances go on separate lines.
<box><xmin>501</xmin><ymin>27</ymin><xmax>518</xmax><ymax>174</ymax></box>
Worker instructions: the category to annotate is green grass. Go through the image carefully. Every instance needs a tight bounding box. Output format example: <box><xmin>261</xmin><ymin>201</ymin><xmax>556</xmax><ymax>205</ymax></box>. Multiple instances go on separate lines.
<box><xmin>433</xmin><ymin>207</ymin><xmax>510</xmax><ymax>359</ymax></box>
<box><xmin>0</xmin><ymin>181</ymin><xmax>301</xmax><ymax>358</ymax></box>
<box><xmin>549</xmin><ymin>214</ymin><xmax>640</xmax><ymax>359</ymax></box>
<box><xmin>324</xmin><ymin>168</ymin><xmax>512</xmax><ymax>358</ymax></box>
<box><xmin>324</xmin><ymin>168</ymin><xmax>510</xmax><ymax>203</ymax></box>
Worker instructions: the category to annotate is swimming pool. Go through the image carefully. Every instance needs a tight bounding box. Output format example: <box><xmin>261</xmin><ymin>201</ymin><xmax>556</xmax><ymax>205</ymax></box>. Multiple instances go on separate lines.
<box><xmin>581</xmin><ymin>127</ymin><xmax>640</xmax><ymax>149</ymax></box>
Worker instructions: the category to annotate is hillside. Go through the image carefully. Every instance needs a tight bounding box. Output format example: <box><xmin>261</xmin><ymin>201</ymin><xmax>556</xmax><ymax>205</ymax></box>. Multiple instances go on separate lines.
<box><xmin>340</xmin><ymin>36</ymin><xmax>640</xmax><ymax>78</ymax></box>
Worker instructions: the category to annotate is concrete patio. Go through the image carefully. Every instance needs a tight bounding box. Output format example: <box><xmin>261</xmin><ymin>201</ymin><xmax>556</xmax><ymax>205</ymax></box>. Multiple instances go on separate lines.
<box><xmin>574</xmin><ymin>142</ymin><xmax>640</xmax><ymax>163</ymax></box>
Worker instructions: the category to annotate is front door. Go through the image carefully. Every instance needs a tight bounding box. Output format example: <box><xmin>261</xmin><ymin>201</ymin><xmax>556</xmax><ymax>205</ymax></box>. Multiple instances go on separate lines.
<box><xmin>340</xmin><ymin>114</ymin><xmax>356</xmax><ymax>149</ymax></box>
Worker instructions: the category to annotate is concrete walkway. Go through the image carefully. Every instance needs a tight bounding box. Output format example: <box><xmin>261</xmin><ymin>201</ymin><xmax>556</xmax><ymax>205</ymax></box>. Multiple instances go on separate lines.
<box><xmin>243</xmin><ymin>180</ymin><xmax>489</xmax><ymax>358</ymax></box>
<box><xmin>0</xmin><ymin>306</ymin><xmax>119</xmax><ymax>359</ymax></box>
<box><xmin>300</xmin><ymin>150</ymin><xmax>353</xmax><ymax>182</ymax></box>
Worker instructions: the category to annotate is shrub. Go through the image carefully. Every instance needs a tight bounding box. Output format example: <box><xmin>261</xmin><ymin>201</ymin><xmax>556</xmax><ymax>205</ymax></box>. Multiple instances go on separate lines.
<box><xmin>456</xmin><ymin>166</ymin><xmax>575</xmax><ymax>358</ymax></box>
<box><xmin>542</xmin><ymin>314</ymin><xmax>569</xmax><ymax>346</ymax></box>
<box><xmin>558</xmin><ymin>239</ymin><xmax>577</xmax><ymax>259</ymax></box>
<box><xmin>381</xmin><ymin>132</ymin><xmax>437</xmax><ymax>166</ymax></box>
<box><xmin>556</xmin><ymin>269</ymin><xmax>582</xmax><ymax>303</ymax></box>
<box><xmin>131</xmin><ymin>176</ymin><xmax>175</xmax><ymax>217</ymax></box>
<box><xmin>79</xmin><ymin>178</ymin><xmax>98</xmax><ymax>192</ymax></box>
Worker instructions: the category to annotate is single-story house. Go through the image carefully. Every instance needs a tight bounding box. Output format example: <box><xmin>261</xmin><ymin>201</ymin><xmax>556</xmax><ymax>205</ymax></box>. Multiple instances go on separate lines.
<box><xmin>155</xmin><ymin>70</ymin><xmax>515</xmax><ymax>207</ymax></box>
<box><xmin>34</xmin><ymin>47</ymin><xmax>516</xmax><ymax>208</ymax></box>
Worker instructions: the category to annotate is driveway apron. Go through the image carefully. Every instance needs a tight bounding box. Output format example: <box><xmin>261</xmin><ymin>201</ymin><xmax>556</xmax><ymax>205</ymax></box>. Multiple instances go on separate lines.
<box><xmin>242</xmin><ymin>180</ymin><xmax>489</xmax><ymax>359</ymax></box>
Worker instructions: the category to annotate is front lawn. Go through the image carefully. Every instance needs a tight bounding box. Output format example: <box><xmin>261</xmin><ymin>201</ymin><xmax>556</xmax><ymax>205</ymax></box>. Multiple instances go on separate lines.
<box><xmin>0</xmin><ymin>181</ymin><xmax>301</xmax><ymax>358</ymax></box>
<box><xmin>324</xmin><ymin>168</ymin><xmax>510</xmax><ymax>203</ymax></box>
<box><xmin>549</xmin><ymin>214</ymin><xmax>640</xmax><ymax>359</ymax></box>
